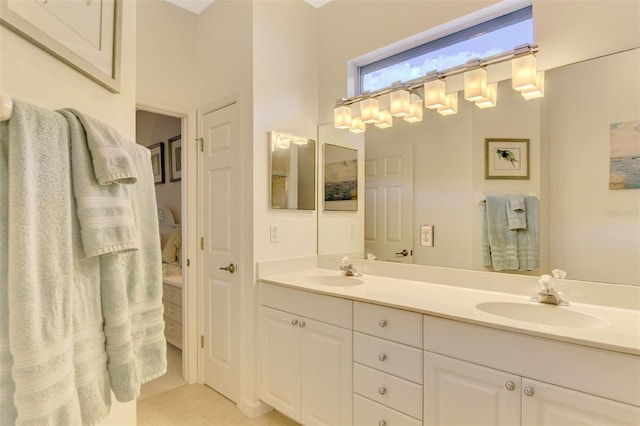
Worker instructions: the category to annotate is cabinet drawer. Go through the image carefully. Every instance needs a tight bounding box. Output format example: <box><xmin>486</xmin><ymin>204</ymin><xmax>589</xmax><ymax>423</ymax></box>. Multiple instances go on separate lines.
<box><xmin>354</xmin><ymin>332</ymin><xmax>422</xmax><ymax>384</ymax></box>
<box><xmin>353</xmin><ymin>394</ymin><xmax>421</xmax><ymax>426</ymax></box>
<box><xmin>163</xmin><ymin>301</ymin><xmax>182</xmax><ymax>324</ymax></box>
<box><xmin>354</xmin><ymin>302</ymin><xmax>422</xmax><ymax>347</ymax></box>
<box><xmin>164</xmin><ymin>317</ymin><xmax>182</xmax><ymax>347</ymax></box>
<box><xmin>353</xmin><ymin>363</ymin><xmax>422</xmax><ymax>419</ymax></box>
<box><xmin>163</xmin><ymin>284</ymin><xmax>182</xmax><ymax>306</ymax></box>
<box><xmin>260</xmin><ymin>283</ymin><xmax>352</xmax><ymax>329</ymax></box>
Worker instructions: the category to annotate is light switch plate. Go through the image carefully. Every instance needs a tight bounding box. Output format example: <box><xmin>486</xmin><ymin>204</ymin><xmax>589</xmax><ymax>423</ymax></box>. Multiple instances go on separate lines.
<box><xmin>420</xmin><ymin>225</ymin><xmax>434</xmax><ymax>247</ymax></box>
<box><xmin>270</xmin><ymin>224</ymin><xmax>279</xmax><ymax>243</ymax></box>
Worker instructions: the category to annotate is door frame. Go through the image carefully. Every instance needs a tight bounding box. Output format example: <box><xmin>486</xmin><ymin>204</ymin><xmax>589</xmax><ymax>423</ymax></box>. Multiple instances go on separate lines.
<box><xmin>136</xmin><ymin>102</ymin><xmax>198</xmax><ymax>383</ymax></box>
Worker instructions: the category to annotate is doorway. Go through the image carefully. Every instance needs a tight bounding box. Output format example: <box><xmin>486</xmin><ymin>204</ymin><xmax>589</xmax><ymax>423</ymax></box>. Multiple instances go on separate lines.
<box><xmin>136</xmin><ymin>108</ymin><xmax>187</xmax><ymax>399</ymax></box>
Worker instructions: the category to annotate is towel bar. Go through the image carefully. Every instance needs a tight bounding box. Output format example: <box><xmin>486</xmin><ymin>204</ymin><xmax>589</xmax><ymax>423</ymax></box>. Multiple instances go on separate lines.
<box><xmin>0</xmin><ymin>93</ymin><xmax>13</xmax><ymax>121</ymax></box>
<box><xmin>476</xmin><ymin>192</ymin><xmax>539</xmax><ymax>205</ymax></box>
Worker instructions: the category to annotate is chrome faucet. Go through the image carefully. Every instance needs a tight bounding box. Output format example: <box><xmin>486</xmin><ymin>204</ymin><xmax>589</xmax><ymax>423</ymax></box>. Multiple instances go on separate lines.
<box><xmin>532</xmin><ymin>271</ymin><xmax>568</xmax><ymax>306</ymax></box>
<box><xmin>340</xmin><ymin>256</ymin><xmax>361</xmax><ymax>277</ymax></box>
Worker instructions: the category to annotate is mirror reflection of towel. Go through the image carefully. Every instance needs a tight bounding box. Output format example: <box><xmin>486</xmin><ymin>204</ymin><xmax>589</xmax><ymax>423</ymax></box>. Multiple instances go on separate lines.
<box><xmin>507</xmin><ymin>194</ymin><xmax>526</xmax><ymax>230</ymax></box>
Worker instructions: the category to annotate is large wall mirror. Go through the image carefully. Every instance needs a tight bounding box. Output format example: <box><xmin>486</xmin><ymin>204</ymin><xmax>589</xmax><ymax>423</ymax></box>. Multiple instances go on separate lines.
<box><xmin>318</xmin><ymin>48</ymin><xmax>640</xmax><ymax>286</ymax></box>
<box><xmin>270</xmin><ymin>131</ymin><xmax>316</xmax><ymax>210</ymax></box>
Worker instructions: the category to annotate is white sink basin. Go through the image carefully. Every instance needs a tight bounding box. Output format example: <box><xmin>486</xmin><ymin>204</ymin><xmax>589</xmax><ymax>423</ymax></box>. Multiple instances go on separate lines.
<box><xmin>304</xmin><ymin>275</ymin><xmax>364</xmax><ymax>287</ymax></box>
<box><xmin>476</xmin><ymin>302</ymin><xmax>609</xmax><ymax>328</ymax></box>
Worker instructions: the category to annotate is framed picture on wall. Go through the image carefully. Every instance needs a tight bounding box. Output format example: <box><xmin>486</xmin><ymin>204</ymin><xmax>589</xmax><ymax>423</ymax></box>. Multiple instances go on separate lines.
<box><xmin>0</xmin><ymin>0</ymin><xmax>122</xmax><ymax>93</ymax></box>
<box><xmin>324</xmin><ymin>144</ymin><xmax>358</xmax><ymax>211</ymax></box>
<box><xmin>485</xmin><ymin>138</ymin><xmax>530</xmax><ymax>179</ymax></box>
<box><xmin>149</xmin><ymin>142</ymin><xmax>165</xmax><ymax>185</ymax></box>
<box><xmin>169</xmin><ymin>135</ymin><xmax>182</xmax><ymax>182</ymax></box>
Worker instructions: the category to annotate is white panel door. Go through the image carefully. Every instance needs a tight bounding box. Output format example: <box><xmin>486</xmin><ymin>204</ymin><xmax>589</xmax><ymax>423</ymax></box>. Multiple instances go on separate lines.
<box><xmin>259</xmin><ymin>307</ymin><xmax>301</xmax><ymax>422</ymax></box>
<box><xmin>365</xmin><ymin>144</ymin><xmax>413</xmax><ymax>263</ymax></box>
<box><xmin>201</xmin><ymin>103</ymin><xmax>240</xmax><ymax>402</ymax></box>
<box><xmin>300</xmin><ymin>318</ymin><xmax>352</xmax><ymax>426</ymax></box>
<box><xmin>424</xmin><ymin>351</ymin><xmax>520</xmax><ymax>426</ymax></box>
<box><xmin>522</xmin><ymin>378</ymin><xmax>640</xmax><ymax>426</ymax></box>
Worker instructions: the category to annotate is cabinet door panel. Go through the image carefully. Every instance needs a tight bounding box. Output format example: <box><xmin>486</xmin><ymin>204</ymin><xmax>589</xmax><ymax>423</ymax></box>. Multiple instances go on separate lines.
<box><xmin>259</xmin><ymin>306</ymin><xmax>301</xmax><ymax>422</ymax></box>
<box><xmin>301</xmin><ymin>318</ymin><xmax>352</xmax><ymax>426</ymax></box>
<box><xmin>522</xmin><ymin>378</ymin><xmax>640</xmax><ymax>426</ymax></box>
<box><xmin>424</xmin><ymin>351</ymin><xmax>520</xmax><ymax>426</ymax></box>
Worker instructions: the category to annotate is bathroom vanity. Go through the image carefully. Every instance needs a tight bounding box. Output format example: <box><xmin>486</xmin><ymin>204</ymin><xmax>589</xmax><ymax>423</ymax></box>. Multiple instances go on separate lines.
<box><xmin>257</xmin><ymin>257</ymin><xmax>640</xmax><ymax>426</ymax></box>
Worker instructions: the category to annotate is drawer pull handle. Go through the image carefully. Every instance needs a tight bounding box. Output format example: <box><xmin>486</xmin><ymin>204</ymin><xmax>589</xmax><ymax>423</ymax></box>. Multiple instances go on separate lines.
<box><xmin>524</xmin><ymin>386</ymin><xmax>535</xmax><ymax>397</ymax></box>
<box><xmin>378</xmin><ymin>353</ymin><xmax>387</xmax><ymax>361</ymax></box>
<box><xmin>379</xmin><ymin>421</ymin><xmax>387</xmax><ymax>426</ymax></box>
<box><xmin>291</xmin><ymin>319</ymin><xmax>298</xmax><ymax>326</ymax></box>
<box><xmin>505</xmin><ymin>381</ymin><xmax>516</xmax><ymax>391</ymax></box>
<box><xmin>378</xmin><ymin>320</ymin><xmax>388</xmax><ymax>327</ymax></box>
<box><xmin>378</xmin><ymin>386</ymin><xmax>387</xmax><ymax>395</ymax></box>
<box><xmin>299</xmin><ymin>321</ymin><xmax>306</xmax><ymax>328</ymax></box>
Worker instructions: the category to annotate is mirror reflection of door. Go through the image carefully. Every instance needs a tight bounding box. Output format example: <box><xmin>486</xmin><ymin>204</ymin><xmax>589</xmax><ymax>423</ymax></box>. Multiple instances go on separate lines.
<box><xmin>270</xmin><ymin>131</ymin><xmax>316</xmax><ymax>210</ymax></box>
<box><xmin>365</xmin><ymin>141</ymin><xmax>413</xmax><ymax>263</ymax></box>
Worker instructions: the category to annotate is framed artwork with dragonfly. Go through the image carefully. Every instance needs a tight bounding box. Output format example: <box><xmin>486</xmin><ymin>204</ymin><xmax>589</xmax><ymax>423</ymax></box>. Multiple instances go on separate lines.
<box><xmin>485</xmin><ymin>138</ymin><xmax>530</xmax><ymax>179</ymax></box>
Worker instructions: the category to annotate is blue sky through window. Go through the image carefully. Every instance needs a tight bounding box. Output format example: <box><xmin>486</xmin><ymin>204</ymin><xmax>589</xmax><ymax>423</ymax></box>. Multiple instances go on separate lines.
<box><xmin>360</xmin><ymin>7</ymin><xmax>533</xmax><ymax>93</ymax></box>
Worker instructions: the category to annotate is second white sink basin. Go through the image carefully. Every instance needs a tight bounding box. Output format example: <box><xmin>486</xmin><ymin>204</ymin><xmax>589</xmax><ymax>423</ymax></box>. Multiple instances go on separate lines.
<box><xmin>304</xmin><ymin>275</ymin><xmax>364</xmax><ymax>287</ymax></box>
<box><xmin>476</xmin><ymin>301</ymin><xmax>609</xmax><ymax>328</ymax></box>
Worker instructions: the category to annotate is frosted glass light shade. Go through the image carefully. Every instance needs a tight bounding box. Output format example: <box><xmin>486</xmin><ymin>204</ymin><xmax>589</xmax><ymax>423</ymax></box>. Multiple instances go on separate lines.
<box><xmin>475</xmin><ymin>82</ymin><xmax>498</xmax><ymax>109</ymax></box>
<box><xmin>334</xmin><ymin>105</ymin><xmax>352</xmax><ymax>129</ymax></box>
<box><xmin>349</xmin><ymin>116</ymin><xmax>365</xmax><ymax>134</ymax></box>
<box><xmin>512</xmin><ymin>55</ymin><xmax>537</xmax><ymax>91</ymax></box>
<box><xmin>521</xmin><ymin>71</ymin><xmax>545</xmax><ymax>99</ymax></box>
<box><xmin>424</xmin><ymin>79</ymin><xmax>446</xmax><ymax>109</ymax></box>
<box><xmin>389</xmin><ymin>89</ymin><xmax>411</xmax><ymax>117</ymax></box>
<box><xmin>464</xmin><ymin>68</ymin><xmax>487</xmax><ymax>101</ymax></box>
<box><xmin>292</xmin><ymin>137</ymin><xmax>307</xmax><ymax>145</ymax></box>
<box><xmin>437</xmin><ymin>92</ymin><xmax>458</xmax><ymax>116</ymax></box>
<box><xmin>360</xmin><ymin>97</ymin><xmax>380</xmax><ymax>124</ymax></box>
<box><xmin>404</xmin><ymin>95</ymin><xmax>423</xmax><ymax>123</ymax></box>
<box><xmin>375</xmin><ymin>110</ymin><xmax>393</xmax><ymax>129</ymax></box>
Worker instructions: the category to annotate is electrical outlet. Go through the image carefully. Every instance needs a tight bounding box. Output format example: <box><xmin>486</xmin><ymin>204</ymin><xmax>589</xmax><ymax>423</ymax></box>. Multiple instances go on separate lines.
<box><xmin>270</xmin><ymin>224</ymin><xmax>279</xmax><ymax>243</ymax></box>
<box><xmin>349</xmin><ymin>223</ymin><xmax>356</xmax><ymax>239</ymax></box>
<box><xmin>420</xmin><ymin>225</ymin><xmax>434</xmax><ymax>247</ymax></box>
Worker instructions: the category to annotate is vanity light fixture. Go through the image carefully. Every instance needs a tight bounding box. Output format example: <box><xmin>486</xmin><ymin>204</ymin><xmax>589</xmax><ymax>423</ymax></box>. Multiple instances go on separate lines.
<box><xmin>292</xmin><ymin>137</ymin><xmax>308</xmax><ymax>145</ymax></box>
<box><xmin>349</xmin><ymin>116</ymin><xmax>365</xmax><ymax>134</ymax></box>
<box><xmin>475</xmin><ymin>82</ymin><xmax>498</xmax><ymax>109</ymax></box>
<box><xmin>333</xmin><ymin>104</ymin><xmax>352</xmax><ymax>129</ymax></box>
<box><xmin>375</xmin><ymin>109</ymin><xmax>393</xmax><ymax>128</ymax></box>
<box><xmin>512</xmin><ymin>52</ymin><xmax>538</xmax><ymax>91</ymax></box>
<box><xmin>424</xmin><ymin>77</ymin><xmax>446</xmax><ymax>109</ymax></box>
<box><xmin>389</xmin><ymin>87</ymin><xmax>411</xmax><ymax>117</ymax></box>
<box><xmin>464</xmin><ymin>66</ymin><xmax>488</xmax><ymax>102</ymax></box>
<box><xmin>521</xmin><ymin>71</ymin><xmax>545</xmax><ymax>99</ymax></box>
<box><xmin>360</xmin><ymin>96</ymin><xmax>380</xmax><ymax>124</ymax></box>
<box><xmin>404</xmin><ymin>94</ymin><xmax>424</xmax><ymax>123</ymax></box>
<box><xmin>333</xmin><ymin>44</ymin><xmax>540</xmax><ymax>131</ymax></box>
<box><xmin>437</xmin><ymin>92</ymin><xmax>459</xmax><ymax>116</ymax></box>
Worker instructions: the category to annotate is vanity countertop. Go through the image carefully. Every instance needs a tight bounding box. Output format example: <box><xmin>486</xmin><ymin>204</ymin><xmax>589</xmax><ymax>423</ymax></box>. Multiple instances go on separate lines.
<box><xmin>259</xmin><ymin>267</ymin><xmax>640</xmax><ymax>356</ymax></box>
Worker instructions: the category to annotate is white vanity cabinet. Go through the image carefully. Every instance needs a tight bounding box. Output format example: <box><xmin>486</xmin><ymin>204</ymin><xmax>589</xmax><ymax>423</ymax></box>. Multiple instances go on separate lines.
<box><xmin>259</xmin><ymin>283</ymin><xmax>353</xmax><ymax>426</ymax></box>
<box><xmin>352</xmin><ymin>302</ymin><xmax>423</xmax><ymax>426</ymax></box>
<box><xmin>424</xmin><ymin>316</ymin><xmax>640</xmax><ymax>426</ymax></box>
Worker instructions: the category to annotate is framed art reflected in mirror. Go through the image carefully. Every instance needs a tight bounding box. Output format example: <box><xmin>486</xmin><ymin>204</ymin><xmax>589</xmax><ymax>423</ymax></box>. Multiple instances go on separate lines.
<box><xmin>169</xmin><ymin>135</ymin><xmax>181</xmax><ymax>182</ymax></box>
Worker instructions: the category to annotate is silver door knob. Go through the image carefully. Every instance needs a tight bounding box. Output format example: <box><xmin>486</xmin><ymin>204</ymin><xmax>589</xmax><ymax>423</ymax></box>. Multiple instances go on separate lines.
<box><xmin>524</xmin><ymin>386</ymin><xmax>535</xmax><ymax>397</ymax></box>
<box><xmin>378</xmin><ymin>421</ymin><xmax>387</xmax><ymax>426</ymax></box>
<box><xmin>505</xmin><ymin>381</ymin><xmax>516</xmax><ymax>391</ymax></box>
<box><xmin>378</xmin><ymin>353</ymin><xmax>387</xmax><ymax>361</ymax></box>
<box><xmin>378</xmin><ymin>387</ymin><xmax>387</xmax><ymax>395</ymax></box>
<box><xmin>298</xmin><ymin>321</ymin><xmax>306</xmax><ymax>328</ymax></box>
<box><xmin>291</xmin><ymin>319</ymin><xmax>298</xmax><ymax>326</ymax></box>
<box><xmin>219</xmin><ymin>263</ymin><xmax>236</xmax><ymax>273</ymax></box>
<box><xmin>395</xmin><ymin>249</ymin><xmax>409</xmax><ymax>257</ymax></box>
<box><xmin>379</xmin><ymin>320</ymin><xmax>387</xmax><ymax>327</ymax></box>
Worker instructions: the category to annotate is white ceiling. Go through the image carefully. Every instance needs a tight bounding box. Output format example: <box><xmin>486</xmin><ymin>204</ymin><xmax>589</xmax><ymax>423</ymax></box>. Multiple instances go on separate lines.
<box><xmin>166</xmin><ymin>0</ymin><xmax>331</xmax><ymax>15</ymax></box>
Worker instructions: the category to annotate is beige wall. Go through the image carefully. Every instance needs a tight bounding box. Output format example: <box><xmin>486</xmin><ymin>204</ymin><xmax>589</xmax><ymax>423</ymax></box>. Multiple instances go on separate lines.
<box><xmin>0</xmin><ymin>0</ymin><xmax>139</xmax><ymax>423</ymax></box>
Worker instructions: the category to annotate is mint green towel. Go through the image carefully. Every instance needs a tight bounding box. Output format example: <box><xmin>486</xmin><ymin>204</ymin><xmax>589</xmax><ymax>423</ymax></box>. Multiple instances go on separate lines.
<box><xmin>483</xmin><ymin>195</ymin><xmax>519</xmax><ymax>271</ymax></box>
<box><xmin>517</xmin><ymin>196</ymin><xmax>539</xmax><ymax>271</ymax></box>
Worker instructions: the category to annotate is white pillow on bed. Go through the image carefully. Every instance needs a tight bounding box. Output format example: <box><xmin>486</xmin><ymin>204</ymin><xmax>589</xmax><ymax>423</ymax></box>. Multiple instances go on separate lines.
<box><xmin>162</xmin><ymin>227</ymin><xmax>181</xmax><ymax>264</ymax></box>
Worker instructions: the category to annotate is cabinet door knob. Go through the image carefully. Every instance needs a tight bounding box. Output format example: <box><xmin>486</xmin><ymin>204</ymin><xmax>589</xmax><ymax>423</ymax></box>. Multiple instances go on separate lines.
<box><xmin>524</xmin><ymin>386</ymin><xmax>535</xmax><ymax>397</ymax></box>
<box><xmin>505</xmin><ymin>381</ymin><xmax>516</xmax><ymax>391</ymax></box>
<box><xmin>378</xmin><ymin>421</ymin><xmax>387</xmax><ymax>426</ymax></box>
<box><xmin>379</xmin><ymin>320</ymin><xmax>388</xmax><ymax>327</ymax></box>
<box><xmin>291</xmin><ymin>319</ymin><xmax>298</xmax><ymax>326</ymax></box>
<box><xmin>298</xmin><ymin>321</ymin><xmax>306</xmax><ymax>328</ymax></box>
<box><xmin>378</xmin><ymin>386</ymin><xmax>387</xmax><ymax>395</ymax></box>
<box><xmin>378</xmin><ymin>353</ymin><xmax>387</xmax><ymax>362</ymax></box>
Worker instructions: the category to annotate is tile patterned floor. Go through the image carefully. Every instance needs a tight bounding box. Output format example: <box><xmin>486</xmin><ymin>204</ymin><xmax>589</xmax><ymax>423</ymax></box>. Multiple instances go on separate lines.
<box><xmin>137</xmin><ymin>384</ymin><xmax>299</xmax><ymax>426</ymax></box>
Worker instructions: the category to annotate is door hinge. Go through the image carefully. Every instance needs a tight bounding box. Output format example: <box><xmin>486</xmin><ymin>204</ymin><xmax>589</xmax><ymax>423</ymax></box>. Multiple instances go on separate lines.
<box><xmin>200</xmin><ymin>335</ymin><xmax>204</xmax><ymax>348</ymax></box>
<box><xmin>198</xmin><ymin>137</ymin><xmax>204</xmax><ymax>152</ymax></box>
<box><xmin>200</xmin><ymin>237</ymin><xmax>204</xmax><ymax>250</ymax></box>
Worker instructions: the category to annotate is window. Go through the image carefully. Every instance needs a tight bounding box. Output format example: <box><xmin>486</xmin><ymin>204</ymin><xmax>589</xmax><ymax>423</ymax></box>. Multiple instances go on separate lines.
<box><xmin>359</xmin><ymin>6</ymin><xmax>533</xmax><ymax>94</ymax></box>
